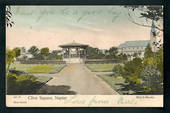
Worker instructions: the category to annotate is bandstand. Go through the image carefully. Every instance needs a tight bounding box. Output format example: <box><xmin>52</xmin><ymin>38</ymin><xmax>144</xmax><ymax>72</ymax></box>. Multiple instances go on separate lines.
<box><xmin>59</xmin><ymin>41</ymin><xmax>88</xmax><ymax>63</ymax></box>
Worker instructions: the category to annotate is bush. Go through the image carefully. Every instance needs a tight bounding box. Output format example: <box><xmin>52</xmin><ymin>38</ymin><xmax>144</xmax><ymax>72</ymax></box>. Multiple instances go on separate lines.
<box><xmin>112</xmin><ymin>64</ymin><xmax>124</xmax><ymax>77</ymax></box>
<box><xmin>7</xmin><ymin>73</ymin><xmax>41</xmax><ymax>94</ymax></box>
<box><xmin>139</xmin><ymin>65</ymin><xmax>163</xmax><ymax>94</ymax></box>
<box><xmin>122</xmin><ymin>58</ymin><xmax>142</xmax><ymax>82</ymax></box>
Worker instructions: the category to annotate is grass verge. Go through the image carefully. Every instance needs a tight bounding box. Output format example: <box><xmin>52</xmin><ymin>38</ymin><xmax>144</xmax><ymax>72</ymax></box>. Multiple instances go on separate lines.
<box><xmin>98</xmin><ymin>75</ymin><xmax>135</xmax><ymax>95</ymax></box>
<box><xmin>10</xmin><ymin>63</ymin><xmax>66</xmax><ymax>74</ymax></box>
<box><xmin>86</xmin><ymin>64</ymin><xmax>115</xmax><ymax>72</ymax></box>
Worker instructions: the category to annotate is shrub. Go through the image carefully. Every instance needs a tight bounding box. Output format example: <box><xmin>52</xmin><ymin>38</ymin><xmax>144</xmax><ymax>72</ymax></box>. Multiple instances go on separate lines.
<box><xmin>112</xmin><ymin>64</ymin><xmax>124</xmax><ymax>77</ymax></box>
<box><xmin>122</xmin><ymin>58</ymin><xmax>142</xmax><ymax>82</ymax></box>
<box><xmin>139</xmin><ymin>65</ymin><xmax>163</xmax><ymax>94</ymax></box>
<box><xmin>7</xmin><ymin>73</ymin><xmax>41</xmax><ymax>94</ymax></box>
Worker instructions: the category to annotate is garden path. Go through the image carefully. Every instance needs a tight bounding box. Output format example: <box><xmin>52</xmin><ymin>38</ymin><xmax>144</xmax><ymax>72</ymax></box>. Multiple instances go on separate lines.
<box><xmin>38</xmin><ymin>64</ymin><xmax>119</xmax><ymax>95</ymax></box>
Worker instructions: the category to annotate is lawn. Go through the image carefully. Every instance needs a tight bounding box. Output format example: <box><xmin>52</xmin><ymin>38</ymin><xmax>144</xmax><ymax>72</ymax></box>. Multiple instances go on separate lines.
<box><xmin>98</xmin><ymin>75</ymin><xmax>135</xmax><ymax>95</ymax></box>
<box><xmin>36</xmin><ymin>76</ymin><xmax>52</xmax><ymax>83</ymax></box>
<box><xmin>86</xmin><ymin>64</ymin><xmax>116</xmax><ymax>72</ymax></box>
<box><xmin>10</xmin><ymin>62</ymin><xmax>66</xmax><ymax>74</ymax></box>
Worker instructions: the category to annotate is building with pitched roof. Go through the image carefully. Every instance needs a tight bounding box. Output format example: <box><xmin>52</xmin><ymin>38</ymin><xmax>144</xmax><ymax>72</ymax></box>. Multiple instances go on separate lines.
<box><xmin>117</xmin><ymin>20</ymin><xmax>160</xmax><ymax>60</ymax></box>
<box><xmin>117</xmin><ymin>40</ymin><xmax>150</xmax><ymax>60</ymax></box>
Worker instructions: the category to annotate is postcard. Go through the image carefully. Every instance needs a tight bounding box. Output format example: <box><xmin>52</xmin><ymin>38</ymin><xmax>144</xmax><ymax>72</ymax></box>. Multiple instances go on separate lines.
<box><xmin>6</xmin><ymin>5</ymin><xmax>163</xmax><ymax>107</ymax></box>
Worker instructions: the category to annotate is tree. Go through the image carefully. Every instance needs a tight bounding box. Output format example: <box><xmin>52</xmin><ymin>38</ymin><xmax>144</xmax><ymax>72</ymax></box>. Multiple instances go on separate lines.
<box><xmin>40</xmin><ymin>47</ymin><xmax>49</xmax><ymax>59</ymax></box>
<box><xmin>116</xmin><ymin>53</ymin><xmax>127</xmax><ymax>60</ymax></box>
<box><xmin>112</xmin><ymin>64</ymin><xmax>124</xmax><ymax>77</ymax></box>
<box><xmin>20</xmin><ymin>47</ymin><xmax>26</xmax><ymax>53</ymax></box>
<box><xmin>47</xmin><ymin>50</ymin><xmax>62</xmax><ymax>60</ymax></box>
<box><xmin>155</xmin><ymin>47</ymin><xmax>163</xmax><ymax>77</ymax></box>
<box><xmin>6</xmin><ymin>48</ymin><xmax>21</xmax><ymax>72</ymax></box>
<box><xmin>139</xmin><ymin>65</ymin><xmax>163</xmax><ymax>94</ymax></box>
<box><xmin>28</xmin><ymin>46</ymin><xmax>39</xmax><ymax>57</ymax></box>
<box><xmin>6</xmin><ymin>6</ymin><xmax>14</xmax><ymax>27</ymax></box>
<box><xmin>142</xmin><ymin>46</ymin><xmax>163</xmax><ymax>77</ymax></box>
<box><xmin>33</xmin><ymin>53</ymin><xmax>44</xmax><ymax>60</ymax></box>
<box><xmin>6</xmin><ymin>49</ymin><xmax>15</xmax><ymax>72</ymax></box>
<box><xmin>12</xmin><ymin>47</ymin><xmax>21</xmax><ymax>58</ymax></box>
<box><xmin>105</xmin><ymin>47</ymin><xmax>118</xmax><ymax>59</ymax></box>
<box><xmin>144</xmin><ymin>44</ymin><xmax>153</xmax><ymax>58</ymax></box>
<box><xmin>123</xmin><ymin>58</ymin><xmax>142</xmax><ymax>84</ymax></box>
<box><xmin>125</xmin><ymin>6</ymin><xmax>163</xmax><ymax>31</ymax></box>
<box><xmin>86</xmin><ymin>46</ymin><xmax>105</xmax><ymax>59</ymax></box>
<box><xmin>109</xmin><ymin>47</ymin><xmax>118</xmax><ymax>55</ymax></box>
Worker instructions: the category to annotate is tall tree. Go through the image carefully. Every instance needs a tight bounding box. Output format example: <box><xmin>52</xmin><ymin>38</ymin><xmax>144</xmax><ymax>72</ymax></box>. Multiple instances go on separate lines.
<box><xmin>144</xmin><ymin>44</ymin><xmax>153</xmax><ymax>58</ymax></box>
<box><xmin>12</xmin><ymin>47</ymin><xmax>21</xmax><ymax>58</ymax></box>
<box><xmin>40</xmin><ymin>48</ymin><xmax>49</xmax><ymax>59</ymax></box>
<box><xmin>28</xmin><ymin>46</ymin><xmax>39</xmax><ymax>57</ymax></box>
<box><xmin>105</xmin><ymin>47</ymin><xmax>118</xmax><ymax>59</ymax></box>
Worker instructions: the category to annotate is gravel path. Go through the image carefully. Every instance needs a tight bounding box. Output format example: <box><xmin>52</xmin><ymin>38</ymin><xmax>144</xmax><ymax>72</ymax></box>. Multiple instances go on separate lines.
<box><xmin>38</xmin><ymin>64</ymin><xmax>119</xmax><ymax>95</ymax></box>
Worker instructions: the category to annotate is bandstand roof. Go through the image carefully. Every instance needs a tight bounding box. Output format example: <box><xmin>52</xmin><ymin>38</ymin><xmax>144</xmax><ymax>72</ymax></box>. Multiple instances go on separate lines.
<box><xmin>59</xmin><ymin>41</ymin><xmax>88</xmax><ymax>48</ymax></box>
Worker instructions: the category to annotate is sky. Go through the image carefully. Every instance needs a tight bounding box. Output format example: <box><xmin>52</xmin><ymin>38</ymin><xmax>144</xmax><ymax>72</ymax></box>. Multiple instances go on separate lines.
<box><xmin>6</xmin><ymin>6</ymin><xmax>154</xmax><ymax>51</ymax></box>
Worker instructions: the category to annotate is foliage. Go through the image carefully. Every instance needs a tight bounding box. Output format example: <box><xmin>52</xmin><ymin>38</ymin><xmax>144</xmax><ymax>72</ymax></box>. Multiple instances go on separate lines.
<box><xmin>123</xmin><ymin>58</ymin><xmax>142</xmax><ymax>79</ymax></box>
<box><xmin>40</xmin><ymin>47</ymin><xmax>50</xmax><ymax>60</ymax></box>
<box><xmin>6</xmin><ymin>6</ymin><xmax>14</xmax><ymax>27</ymax></box>
<box><xmin>139</xmin><ymin>65</ymin><xmax>163</xmax><ymax>94</ymax></box>
<box><xmin>6</xmin><ymin>49</ymin><xmax>15</xmax><ymax>69</ymax></box>
<box><xmin>56</xmin><ymin>55</ymin><xmax>62</xmax><ymax>60</ymax></box>
<box><xmin>47</xmin><ymin>52</ymin><xmax>62</xmax><ymax>60</ymax></box>
<box><xmin>33</xmin><ymin>53</ymin><xmax>44</xmax><ymax>60</ymax></box>
<box><xmin>155</xmin><ymin>47</ymin><xmax>163</xmax><ymax>77</ymax></box>
<box><xmin>86</xmin><ymin>46</ymin><xmax>120</xmax><ymax>59</ymax></box>
<box><xmin>105</xmin><ymin>47</ymin><xmax>118</xmax><ymax>59</ymax></box>
<box><xmin>125</xmin><ymin>6</ymin><xmax>163</xmax><ymax>31</ymax></box>
<box><xmin>142</xmin><ymin>47</ymin><xmax>163</xmax><ymax>77</ymax></box>
<box><xmin>116</xmin><ymin>53</ymin><xmax>127</xmax><ymax>60</ymax></box>
<box><xmin>144</xmin><ymin>44</ymin><xmax>153</xmax><ymax>58</ymax></box>
<box><xmin>13</xmin><ymin>47</ymin><xmax>21</xmax><ymax>57</ymax></box>
<box><xmin>86</xmin><ymin>47</ymin><xmax>105</xmax><ymax>59</ymax></box>
<box><xmin>7</xmin><ymin>73</ymin><xmax>40</xmax><ymax>94</ymax></box>
<box><xmin>7</xmin><ymin>72</ymin><xmax>52</xmax><ymax>94</ymax></box>
<box><xmin>28</xmin><ymin>46</ymin><xmax>39</xmax><ymax>56</ymax></box>
<box><xmin>98</xmin><ymin>74</ymin><xmax>132</xmax><ymax>95</ymax></box>
<box><xmin>112</xmin><ymin>64</ymin><xmax>124</xmax><ymax>77</ymax></box>
<box><xmin>126</xmin><ymin>6</ymin><xmax>163</xmax><ymax>21</ymax></box>
<box><xmin>140</xmin><ymin>6</ymin><xmax>163</xmax><ymax>22</ymax></box>
<box><xmin>114</xmin><ymin>46</ymin><xmax>163</xmax><ymax>94</ymax></box>
<box><xmin>6</xmin><ymin>48</ymin><xmax>21</xmax><ymax>72</ymax></box>
<box><xmin>40</xmin><ymin>48</ymin><xmax>49</xmax><ymax>56</ymax></box>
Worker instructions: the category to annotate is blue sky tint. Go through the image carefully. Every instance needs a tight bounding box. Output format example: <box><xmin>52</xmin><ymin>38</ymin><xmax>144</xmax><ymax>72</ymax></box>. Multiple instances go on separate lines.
<box><xmin>6</xmin><ymin>6</ymin><xmax>152</xmax><ymax>50</ymax></box>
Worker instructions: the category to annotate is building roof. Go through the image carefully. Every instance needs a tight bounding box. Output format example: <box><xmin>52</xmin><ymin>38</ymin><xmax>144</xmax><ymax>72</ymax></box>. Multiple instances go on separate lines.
<box><xmin>59</xmin><ymin>41</ymin><xmax>88</xmax><ymax>48</ymax></box>
<box><xmin>123</xmin><ymin>49</ymin><xmax>145</xmax><ymax>52</ymax></box>
<box><xmin>118</xmin><ymin>40</ymin><xmax>150</xmax><ymax>48</ymax></box>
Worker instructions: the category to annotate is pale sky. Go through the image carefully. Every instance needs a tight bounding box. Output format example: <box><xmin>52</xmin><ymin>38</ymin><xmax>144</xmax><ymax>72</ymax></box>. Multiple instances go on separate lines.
<box><xmin>6</xmin><ymin>6</ymin><xmax>153</xmax><ymax>51</ymax></box>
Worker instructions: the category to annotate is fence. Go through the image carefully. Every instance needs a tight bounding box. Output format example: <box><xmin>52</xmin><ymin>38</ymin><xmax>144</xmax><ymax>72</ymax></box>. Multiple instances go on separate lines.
<box><xmin>17</xmin><ymin>59</ymin><xmax>66</xmax><ymax>64</ymax></box>
<box><xmin>85</xmin><ymin>59</ymin><xmax>126</xmax><ymax>64</ymax></box>
<box><xmin>17</xmin><ymin>59</ymin><xmax>126</xmax><ymax>64</ymax></box>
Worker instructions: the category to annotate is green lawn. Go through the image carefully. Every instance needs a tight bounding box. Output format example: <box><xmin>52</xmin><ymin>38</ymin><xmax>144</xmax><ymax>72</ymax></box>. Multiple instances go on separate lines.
<box><xmin>10</xmin><ymin>62</ymin><xmax>66</xmax><ymax>74</ymax></box>
<box><xmin>98</xmin><ymin>75</ymin><xmax>135</xmax><ymax>94</ymax></box>
<box><xmin>86</xmin><ymin>64</ymin><xmax>116</xmax><ymax>72</ymax></box>
<box><xmin>36</xmin><ymin>76</ymin><xmax>52</xmax><ymax>83</ymax></box>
